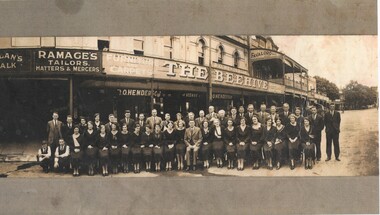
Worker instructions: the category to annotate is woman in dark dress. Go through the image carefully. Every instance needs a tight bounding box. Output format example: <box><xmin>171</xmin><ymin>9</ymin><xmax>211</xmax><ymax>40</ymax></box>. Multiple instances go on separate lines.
<box><xmin>152</xmin><ymin>124</ymin><xmax>164</xmax><ymax>172</ymax></box>
<box><xmin>120</xmin><ymin>123</ymin><xmax>132</xmax><ymax>173</ymax></box>
<box><xmin>285</xmin><ymin>114</ymin><xmax>301</xmax><ymax>170</ymax></box>
<box><xmin>274</xmin><ymin>118</ymin><xmax>287</xmax><ymax>170</ymax></box>
<box><xmin>236</xmin><ymin>118</ymin><xmax>250</xmax><ymax>171</ymax></box>
<box><xmin>141</xmin><ymin>125</ymin><xmax>153</xmax><ymax>172</ymax></box>
<box><xmin>200</xmin><ymin>120</ymin><xmax>212</xmax><ymax>169</ymax></box>
<box><xmin>300</xmin><ymin>117</ymin><xmax>316</xmax><ymax>169</ymax></box>
<box><xmin>69</xmin><ymin>126</ymin><xmax>84</xmax><ymax>176</ymax></box>
<box><xmin>131</xmin><ymin>125</ymin><xmax>142</xmax><ymax>173</ymax></box>
<box><xmin>175</xmin><ymin>120</ymin><xmax>186</xmax><ymax>171</ymax></box>
<box><xmin>96</xmin><ymin>125</ymin><xmax>109</xmax><ymax>176</ymax></box>
<box><xmin>163</xmin><ymin>121</ymin><xmax>176</xmax><ymax>171</ymax></box>
<box><xmin>224</xmin><ymin>118</ymin><xmax>236</xmax><ymax>169</ymax></box>
<box><xmin>249</xmin><ymin>115</ymin><xmax>264</xmax><ymax>169</ymax></box>
<box><xmin>83</xmin><ymin>121</ymin><xmax>98</xmax><ymax>176</ymax></box>
<box><xmin>261</xmin><ymin>118</ymin><xmax>276</xmax><ymax>170</ymax></box>
<box><xmin>211</xmin><ymin>119</ymin><xmax>225</xmax><ymax>168</ymax></box>
<box><xmin>109</xmin><ymin>123</ymin><xmax>121</xmax><ymax>174</ymax></box>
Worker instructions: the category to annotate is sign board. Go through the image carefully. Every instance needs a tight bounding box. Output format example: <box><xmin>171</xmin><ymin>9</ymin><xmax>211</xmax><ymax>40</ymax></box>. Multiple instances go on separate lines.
<box><xmin>0</xmin><ymin>49</ymin><xmax>31</xmax><ymax>72</ymax></box>
<box><xmin>251</xmin><ymin>49</ymin><xmax>282</xmax><ymax>62</ymax></box>
<box><xmin>34</xmin><ymin>49</ymin><xmax>101</xmax><ymax>73</ymax></box>
<box><xmin>212</xmin><ymin>69</ymin><xmax>268</xmax><ymax>92</ymax></box>
<box><xmin>103</xmin><ymin>52</ymin><xmax>154</xmax><ymax>77</ymax></box>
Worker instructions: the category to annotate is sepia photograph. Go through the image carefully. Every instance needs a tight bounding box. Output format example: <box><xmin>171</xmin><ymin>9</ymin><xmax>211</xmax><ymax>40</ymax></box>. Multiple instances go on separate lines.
<box><xmin>0</xmin><ymin>0</ymin><xmax>378</xmax><ymax>214</ymax></box>
<box><xmin>0</xmin><ymin>35</ymin><xmax>377</xmax><ymax>178</ymax></box>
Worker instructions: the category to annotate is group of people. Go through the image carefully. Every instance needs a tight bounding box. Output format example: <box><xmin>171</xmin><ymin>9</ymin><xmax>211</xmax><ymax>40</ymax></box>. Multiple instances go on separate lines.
<box><xmin>37</xmin><ymin>102</ymin><xmax>341</xmax><ymax>176</ymax></box>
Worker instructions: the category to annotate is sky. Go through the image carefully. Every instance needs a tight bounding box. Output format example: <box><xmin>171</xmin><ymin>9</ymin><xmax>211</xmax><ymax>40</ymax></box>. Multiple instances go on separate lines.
<box><xmin>270</xmin><ymin>36</ymin><xmax>378</xmax><ymax>89</ymax></box>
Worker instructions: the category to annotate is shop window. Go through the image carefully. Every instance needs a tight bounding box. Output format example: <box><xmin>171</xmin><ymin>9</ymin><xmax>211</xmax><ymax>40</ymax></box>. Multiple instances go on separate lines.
<box><xmin>197</xmin><ymin>39</ymin><xmax>206</xmax><ymax>65</ymax></box>
<box><xmin>233</xmin><ymin>51</ymin><xmax>239</xmax><ymax>68</ymax></box>
<box><xmin>98</xmin><ymin>40</ymin><xmax>109</xmax><ymax>51</ymax></box>
<box><xmin>217</xmin><ymin>45</ymin><xmax>224</xmax><ymax>63</ymax></box>
<box><xmin>133</xmin><ymin>39</ymin><xmax>144</xmax><ymax>55</ymax></box>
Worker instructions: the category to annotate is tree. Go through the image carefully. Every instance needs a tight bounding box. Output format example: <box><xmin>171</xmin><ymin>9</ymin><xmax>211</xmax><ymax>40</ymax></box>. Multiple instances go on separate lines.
<box><xmin>314</xmin><ymin>76</ymin><xmax>340</xmax><ymax>100</ymax></box>
<box><xmin>343</xmin><ymin>80</ymin><xmax>377</xmax><ymax>109</ymax></box>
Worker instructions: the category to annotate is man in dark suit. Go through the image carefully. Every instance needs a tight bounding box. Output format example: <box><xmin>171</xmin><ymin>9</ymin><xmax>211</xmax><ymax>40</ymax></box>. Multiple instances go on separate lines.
<box><xmin>105</xmin><ymin>114</ymin><xmax>116</xmax><ymax>133</ymax></box>
<box><xmin>324</xmin><ymin>103</ymin><xmax>341</xmax><ymax>161</ymax></box>
<box><xmin>245</xmin><ymin>104</ymin><xmax>257</xmax><ymax>126</ymax></box>
<box><xmin>62</xmin><ymin>115</ymin><xmax>74</xmax><ymax>144</ymax></box>
<box><xmin>279</xmin><ymin>103</ymin><xmax>291</xmax><ymax>126</ymax></box>
<box><xmin>47</xmin><ymin>112</ymin><xmax>63</xmax><ymax>156</ymax></box>
<box><xmin>236</xmin><ymin>106</ymin><xmax>246</xmax><ymax>126</ymax></box>
<box><xmin>309</xmin><ymin>106</ymin><xmax>324</xmax><ymax>161</ymax></box>
<box><xmin>228</xmin><ymin>107</ymin><xmax>239</xmax><ymax>126</ymax></box>
<box><xmin>257</xmin><ymin>104</ymin><xmax>270</xmax><ymax>125</ymax></box>
<box><xmin>184</xmin><ymin>120</ymin><xmax>202</xmax><ymax>171</ymax></box>
<box><xmin>120</xmin><ymin>110</ymin><xmax>135</xmax><ymax>132</ymax></box>
<box><xmin>136</xmin><ymin>113</ymin><xmax>146</xmax><ymax>133</ymax></box>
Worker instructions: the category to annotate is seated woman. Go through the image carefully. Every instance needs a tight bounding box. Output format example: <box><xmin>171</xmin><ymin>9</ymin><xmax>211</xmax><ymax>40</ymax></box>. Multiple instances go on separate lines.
<box><xmin>83</xmin><ymin>121</ymin><xmax>98</xmax><ymax>176</ymax></box>
<box><xmin>175</xmin><ymin>120</ymin><xmax>186</xmax><ymax>171</ymax></box>
<box><xmin>285</xmin><ymin>114</ymin><xmax>301</xmax><ymax>170</ymax></box>
<box><xmin>54</xmin><ymin>138</ymin><xmax>70</xmax><ymax>173</ymax></box>
<box><xmin>236</xmin><ymin>118</ymin><xmax>250</xmax><ymax>171</ymax></box>
<box><xmin>261</xmin><ymin>118</ymin><xmax>276</xmax><ymax>170</ymax></box>
<box><xmin>131</xmin><ymin>124</ymin><xmax>143</xmax><ymax>173</ymax></box>
<box><xmin>141</xmin><ymin>125</ymin><xmax>154</xmax><ymax>172</ymax></box>
<box><xmin>96</xmin><ymin>125</ymin><xmax>110</xmax><ymax>176</ymax></box>
<box><xmin>211</xmin><ymin>119</ymin><xmax>225</xmax><ymax>168</ymax></box>
<box><xmin>152</xmin><ymin>124</ymin><xmax>164</xmax><ymax>172</ymax></box>
<box><xmin>249</xmin><ymin>115</ymin><xmax>264</xmax><ymax>169</ymax></box>
<box><xmin>68</xmin><ymin>126</ymin><xmax>84</xmax><ymax>176</ymax></box>
<box><xmin>163</xmin><ymin>121</ymin><xmax>176</xmax><ymax>171</ymax></box>
<box><xmin>37</xmin><ymin>140</ymin><xmax>52</xmax><ymax>173</ymax></box>
<box><xmin>109</xmin><ymin>123</ymin><xmax>121</xmax><ymax>174</ymax></box>
<box><xmin>120</xmin><ymin>124</ymin><xmax>132</xmax><ymax>173</ymax></box>
<box><xmin>224</xmin><ymin>118</ymin><xmax>236</xmax><ymax>169</ymax></box>
<box><xmin>300</xmin><ymin>117</ymin><xmax>316</xmax><ymax>169</ymax></box>
<box><xmin>200</xmin><ymin>120</ymin><xmax>212</xmax><ymax>169</ymax></box>
<box><xmin>273</xmin><ymin>118</ymin><xmax>287</xmax><ymax>170</ymax></box>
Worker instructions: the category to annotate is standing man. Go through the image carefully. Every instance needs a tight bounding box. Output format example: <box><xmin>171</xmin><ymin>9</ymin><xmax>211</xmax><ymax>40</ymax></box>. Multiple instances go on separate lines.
<box><xmin>47</xmin><ymin>112</ymin><xmax>63</xmax><ymax>156</ymax></box>
<box><xmin>162</xmin><ymin>113</ymin><xmax>172</xmax><ymax>131</ymax></box>
<box><xmin>195</xmin><ymin>110</ymin><xmax>207</xmax><ymax>128</ymax></box>
<box><xmin>237</xmin><ymin>106</ymin><xmax>246</xmax><ymax>125</ymax></box>
<box><xmin>185</xmin><ymin>112</ymin><xmax>196</xmax><ymax>128</ymax></box>
<box><xmin>136</xmin><ymin>113</ymin><xmax>146</xmax><ymax>133</ymax></box>
<box><xmin>105</xmin><ymin>114</ymin><xmax>117</xmax><ymax>133</ymax></box>
<box><xmin>206</xmin><ymin>106</ymin><xmax>217</xmax><ymax>125</ymax></box>
<box><xmin>309</xmin><ymin>106</ymin><xmax>324</xmax><ymax>161</ymax></box>
<box><xmin>324</xmin><ymin>103</ymin><xmax>341</xmax><ymax>161</ymax></box>
<box><xmin>279</xmin><ymin>103</ymin><xmax>291</xmax><ymax>126</ymax></box>
<box><xmin>62</xmin><ymin>115</ymin><xmax>74</xmax><ymax>144</ymax></box>
<box><xmin>229</xmin><ymin>107</ymin><xmax>239</xmax><ymax>126</ymax></box>
<box><xmin>146</xmin><ymin>109</ymin><xmax>162</xmax><ymax>130</ymax></box>
<box><xmin>258</xmin><ymin>104</ymin><xmax>270</xmax><ymax>125</ymax></box>
<box><xmin>245</xmin><ymin>104</ymin><xmax>256</xmax><ymax>126</ymax></box>
<box><xmin>120</xmin><ymin>110</ymin><xmax>135</xmax><ymax>132</ymax></box>
<box><xmin>184</xmin><ymin>120</ymin><xmax>202</xmax><ymax>171</ymax></box>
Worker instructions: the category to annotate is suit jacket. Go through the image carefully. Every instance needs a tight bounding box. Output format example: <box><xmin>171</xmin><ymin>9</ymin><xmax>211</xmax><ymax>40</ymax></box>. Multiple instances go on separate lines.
<box><xmin>136</xmin><ymin>120</ymin><xmax>146</xmax><ymax>133</ymax></box>
<box><xmin>309</xmin><ymin>113</ymin><xmax>324</xmax><ymax>132</ymax></box>
<box><xmin>184</xmin><ymin>127</ymin><xmax>202</xmax><ymax>146</ymax></box>
<box><xmin>257</xmin><ymin>111</ymin><xmax>270</xmax><ymax>125</ymax></box>
<box><xmin>62</xmin><ymin>123</ymin><xmax>74</xmax><ymax>143</ymax></box>
<box><xmin>268</xmin><ymin>113</ymin><xmax>279</xmax><ymax>127</ymax></box>
<box><xmin>195</xmin><ymin>117</ymin><xmax>207</xmax><ymax>128</ymax></box>
<box><xmin>120</xmin><ymin>118</ymin><xmax>135</xmax><ymax>132</ymax></box>
<box><xmin>279</xmin><ymin>111</ymin><xmax>292</xmax><ymax>126</ymax></box>
<box><xmin>244</xmin><ymin>111</ymin><xmax>257</xmax><ymax>126</ymax></box>
<box><xmin>146</xmin><ymin>116</ymin><xmax>163</xmax><ymax>130</ymax></box>
<box><xmin>324</xmin><ymin>111</ymin><xmax>341</xmax><ymax>134</ymax></box>
<box><xmin>47</xmin><ymin>120</ymin><xmax>63</xmax><ymax>145</ymax></box>
<box><xmin>228</xmin><ymin>114</ymin><xmax>239</xmax><ymax>126</ymax></box>
<box><xmin>236</xmin><ymin>113</ymin><xmax>246</xmax><ymax>126</ymax></box>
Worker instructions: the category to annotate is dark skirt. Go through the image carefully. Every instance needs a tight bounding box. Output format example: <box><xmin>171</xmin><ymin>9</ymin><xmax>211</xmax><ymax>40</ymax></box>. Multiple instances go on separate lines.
<box><xmin>226</xmin><ymin>144</ymin><xmax>236</xmax><ymax>160</ymax></box>
<box><xmin>121</xmin><ymin>147</ymin><xmax>131</xmax><ymax>162</ymax></box>
<box><xmin>153</xmin><ymin>147</ymin><xmax>163</xmax><ymax>162</ymax></box>
<box><xmin>143</xmin><ymin>147</ymin><xmax>153</xmax><ymax>162</ymax></box>
<box><xmin>212</xmin><ymin>140</ymin><xmax>224</xmax><ymax>159</ymax></box>
<box><xmin>164</xmin><ymin>145</ymin><xmax>175</xmax><ymax>162</ymax></box>
<box><xmin>236</xmin><ymin>143</ymin><xmax>248</xmax><ymax>159</ymax></box>
<box><xmin>263</xmin><ymin>143</ymin><xmax>273</xmax><ymax>160</ymax></box>
<box><xmin>109</xmin><ymin>147</ymin><xmax>120</xmax><ymax>158</ymax></box>
<box><xmin>288</xmin><ymin>140</ymin><xmax>300</xmax><ymax>160</ymax></box>
<box><xmin>71</xmin><ymin>150</ymin><xmax>83</xmax><ymax>168</ymax></box>
<box><xmin>176</xmin><ymin>143</ymin><xmax>186</xmax><ymax>156</ymax></box>
<box><xmin>85</xmin><ymin>147</ymin><xmax>98</xmax><ymax>165</ymax></box>
<box><xmin>98</xmin><ymin>148</ymin><xmax>109</xmax><ymax>166</ymax></box>
<box><xmin>250</xmin><ymin>143</ymin><xmax>263</xmax><ymax>162</ymax></box>
<box><xmin>302</xmin><ymin>143</ymin><xmax>316</xmax><ymax>160</ymax></box>
<box><xmin>131</xmin><ymin>146</ymin><xmax>142</xmax><ymax>163</ymax></box>
<box><xmin>200</xmin><ymin>143</ymin><xmax>210</xmax><ymax>161</ymax></box>
<box><xmin>274</xmin><ymin>142</ymin><xmax>284</xmax><ymax>163</ymax></box>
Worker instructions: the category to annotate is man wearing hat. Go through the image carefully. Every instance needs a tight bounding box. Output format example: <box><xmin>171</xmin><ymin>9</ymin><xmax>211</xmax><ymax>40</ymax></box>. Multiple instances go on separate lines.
<box><xmin>120</xmin><ymin>110</ymin><xmax>135</xmax><ymax>132</ymax></box>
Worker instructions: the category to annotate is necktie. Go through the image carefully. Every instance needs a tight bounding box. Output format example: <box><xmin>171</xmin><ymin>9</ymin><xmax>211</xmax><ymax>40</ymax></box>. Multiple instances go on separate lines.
<box><xmin>54</xmin><ymin>120</ymin><xmax>57</xmax><ymax>126</ymax></box>
<box><xmin>313</xmin><ymin>114</ymin><xmax>316</xmax><ymax>120</ymax></box>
